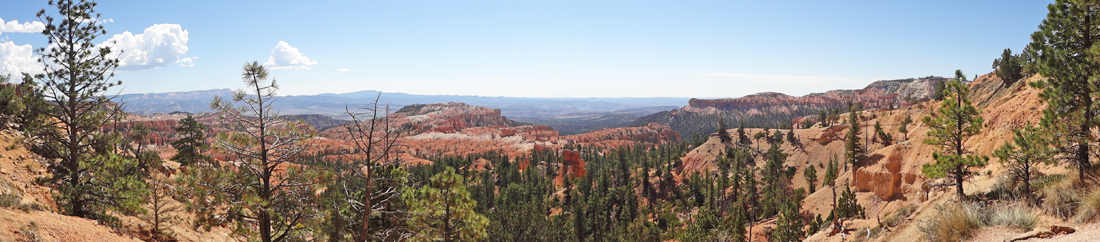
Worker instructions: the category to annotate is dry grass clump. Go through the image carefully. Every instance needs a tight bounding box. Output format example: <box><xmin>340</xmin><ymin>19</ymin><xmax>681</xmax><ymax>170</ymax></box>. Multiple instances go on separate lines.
<box><xmin>918</xmin><ymin>202</ymin><xmax>987</xmax><ymax>242</ymax></box>
<box><xmin>1074</xmin><ymin>188</ymin><xmax>1100</xmax><ymax>223</ymax></box>
<box><xmin>990</xmin><ymin>203</ymin><xmax>1038</xmax><ymax>231</ymax></box>
<box><xmin>1039</xmin><ymin>174</ymin><xmax>1081</xmax><ymax>219</ymax></box>
<box><xmin>883</xmin><ymin>203</ymin><xmax>917</xmax><ymax>227</ymax></box>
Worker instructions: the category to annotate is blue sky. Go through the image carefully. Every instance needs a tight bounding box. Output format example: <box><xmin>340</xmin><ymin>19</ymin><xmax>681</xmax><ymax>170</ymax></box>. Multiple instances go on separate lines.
<box><xmin>0</xmin><ymin>1</ymin><xmax>1051</xmax><ymax>98</ymax></box>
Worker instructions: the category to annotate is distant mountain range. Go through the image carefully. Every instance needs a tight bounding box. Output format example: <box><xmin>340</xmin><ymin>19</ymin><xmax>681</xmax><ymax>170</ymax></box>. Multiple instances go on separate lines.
<box><xmin>119</xmin><ymin>76</ymin><xmax>948</xmax><ymax>137</ymax></box>
<box><xmin>116</xmin><ymin>89</ymin><xmax>689</xmax><ymax>134</ymax></box>
<box><xmin>116</xmin><ymin>89</ymin><xmax>690</xmax><ymax>118</ymax></box>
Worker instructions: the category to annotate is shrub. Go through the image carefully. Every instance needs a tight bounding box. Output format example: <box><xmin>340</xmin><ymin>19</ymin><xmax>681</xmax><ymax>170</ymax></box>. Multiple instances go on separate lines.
<box><xmin>990</xmin><ymin>203</ymin><xmax>1037</xmax><ymax>231</ymax></box>
<box><xmin>918</xmin><ymin>202</ymin><xmax>987</xmax><ymax>242</ymax></box>
<box><xmin>19</xmin><ymin>221</ymin><xmax>41</xmax><ymax>242</ymax></box>
<box><xmin>0</xmin><ymin>193</ymin><xmax>20</xmax><ymax>208</ymax></box>
<box><xmin>884</xmin><ymin>203</ymin><xmax>917</xmax><ymax>227</ymax></box>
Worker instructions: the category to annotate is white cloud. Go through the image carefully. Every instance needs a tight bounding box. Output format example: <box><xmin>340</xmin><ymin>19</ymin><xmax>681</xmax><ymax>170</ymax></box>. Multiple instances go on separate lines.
<box><xmin>336</xmin><ymin>68</ymin><xmax>348</xmax><ymax>72</ymax></box>
<box><xmin>0</xmin><ymin>41</ymin><xmax>42</xmax><ymax>75</ymax></box>
<box><xmin>263</xmin><ymin>41</ymin><xmax>317</xmax><ymax>70</ymax></box>
<box><xmin>179</xmin><ymin>57</ymin><xmax>196</xmax><ymax>67</ymax></box>
<box><xmin>104</xmin><ymin>23</ymin><xmax>191</xmax><ymax>71</ymax></box>
<box><xmin>0</xmin><ymin>18</ymin><xmax>45</xmax><ymax>34</ymax></box>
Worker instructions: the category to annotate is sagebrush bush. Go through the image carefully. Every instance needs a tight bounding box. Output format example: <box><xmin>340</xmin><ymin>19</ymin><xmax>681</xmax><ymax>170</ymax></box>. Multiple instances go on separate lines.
<box><xmin>990</xmin><ymin>203</ymin><xmax>1037</xmax><ymax>231</ymax></box>
<box><xmin>0</xmin><ymin>193</ymin><xmax>21</xmax><ymax>208</ymax></box>
<box><xmin>918</xmin><ymin>202</ymin><xmax>987</xmax><ymax>242</ymax></box>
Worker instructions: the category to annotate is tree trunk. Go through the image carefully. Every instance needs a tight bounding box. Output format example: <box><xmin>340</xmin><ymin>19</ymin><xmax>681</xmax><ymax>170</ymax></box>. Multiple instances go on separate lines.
<box><xmin>260</xmin><ymin>210</ymin><xmax>272</xmax><ymax>242</ymax></box>
<box><xmin>955</xmin><ymin>165</ymin><xmax>965</xmax><ymax>199</ymax></box>
<box><xmin>358</xmin><ymin>166</ymin><xmax>372</xmax><ymax>242</ymax></box>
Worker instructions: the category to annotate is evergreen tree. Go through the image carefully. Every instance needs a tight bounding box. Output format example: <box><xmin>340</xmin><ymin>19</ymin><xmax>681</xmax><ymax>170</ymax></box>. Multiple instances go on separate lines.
<box><xmin>1026</xmin><ymin>0</ymin><xmax>1100</xmax><ymax>180</ymax></box>
<box><xmin>144</xmin><ymin>171</ymin><xmax>181</xmax><ymax>241</ymax></box>
<box><xmin>30</xmin><ymin>0</ymin><xmax>147</xmax><ymax>221</ymax></box>
<box><xmin>804</xmin><ymin>165</ymin><xmax>818</xmax><ymax>194</ymax></box>
<box><xmin>737</xmin><ymin>120</ymin><xmax>749</xmax><ymax>145</ymax></box>
<box><xmin>786</xmin><ymin>129</ymin><xmax>797</xmax><ymax>146</ymax></box>
<box><xmin>921</xmin><ymin>70</ymin><xmax>988</xmax><ymax>199</ymax></box>
<box><xmin>874</xmin><ymin>121</ymin><xmax>893</xmax><ymax>145</ymax></box>
<box><xmin>760</xmin><ymin>144</ymin><xmax>789</xmax><ymax>219</ymax></box>
<box><xmin>727</xmin><ymin>199</ymin><xmax>748</xmax><ymax>242</ymax></box>
<box><xmin>992</xmin><ymin>48</ymin><xmax>1025</xmax><ymax>86</ymax></box>
<box><xmin>899</xmin><ymin>114</ymin><xmax>912</xmax><ymax>141</ymax></box>
<box><xmin>933</xmin><ymin>80</ymin><xmax>946</xmax><ymax>101</ymax></box>
<box><xmin>405</xmin><ymin>167</ymin><xmax>489</xmax><ymax>242</ymax></box>
<box><xmin>819</xmin><ymin>110</ymin><xmax>829</xmax><ymax>127</ymax></box>
<box><xmin>993</xmin><ymin>124</ymin><xmax>1054</xmax><ymax>202</ymax></box>
<box><xmin>169</xmin><ymin>114</ymin><xmax>210</xmax><ymax>166</ymax></box>
<box><xmin>124</xmin><ymin>123</ymin><xmax>161</xmax><ymax>174</ymax></box>
<box><xmin>179</xmin><ymin>62</ymin><xmax>327</xmax><ymax>242</ymax></box>
<box><xmin>833</xmin><ymin>185</ymin><xmax>864</xmax><ymax>220</ymax></box>
<box><xmin>771</xmin><ymin>197</ymin><xmax>805</xmax><ymax>242</ymax></box>
<box><xmin>741</xmin><ymin>168</ymin><xmax>759</xmax><ymax>221</ymax></box>
<box><xmin>823</xmin><ymin>156</ymin><xmax>838</xmax><ymax>187</ymax></box>
<box><xmin>845</xmin><ymin>104</ymin><xmax>866</xmax><ymax>170</ymax></box>
<box><xmin>718</xmin><ymin>119</ymin><xmax>732</xmax><ymax>143</ymax></box>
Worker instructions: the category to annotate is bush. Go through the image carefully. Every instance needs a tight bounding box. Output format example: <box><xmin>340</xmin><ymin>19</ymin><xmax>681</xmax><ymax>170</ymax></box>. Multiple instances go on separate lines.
<box><xmin>990</xmin><ymin>203</ymin><xmax>1037</xmax><ymax>231</ymax></box>
<box><xmin>918</xmin><ymin>202</ymin><xmax>987</xmax><ymax>242</ymax></box>
<box><xmin>883</xmin><ymin>203</ymin><xmax>917</xmax><ymax>227</ymax></box>
<box><xmin>0</xmin><ymin>193</ymin><xmax>20</xmax><ymax>208</ymax></box>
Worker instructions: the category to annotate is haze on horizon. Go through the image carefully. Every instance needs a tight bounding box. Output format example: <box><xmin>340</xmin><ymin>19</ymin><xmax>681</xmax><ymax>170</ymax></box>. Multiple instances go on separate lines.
<box><xmin>0</xmin><ymin>1</ymin><xmax>1049</xmax><ymax>98</ymax></box>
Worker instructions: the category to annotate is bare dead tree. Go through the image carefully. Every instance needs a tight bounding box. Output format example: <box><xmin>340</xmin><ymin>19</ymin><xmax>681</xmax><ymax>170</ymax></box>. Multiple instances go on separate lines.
<box><xmin>179</xmin><ymin>62</ymin><xmax>323</xmax><ymax>242</ymax></box>
<box><xmin>337</xmin><ymin>93</ymin><xmax>410</xmax><ymax>242</ymax></box>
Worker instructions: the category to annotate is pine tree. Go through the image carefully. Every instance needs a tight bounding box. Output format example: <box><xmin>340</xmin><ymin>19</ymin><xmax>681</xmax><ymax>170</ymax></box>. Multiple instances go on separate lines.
<box><xmin>993</xmin><ymin>124</ymin><xmax>1054</xmax><ymax>202</ymax></box>
<box><xmin>178</xmin><ymin>62</ymin><xmax>326</xmax><ymax>242</ymax></box>
<box><xmin>933</xmin><ymin>80</ymin><xmax>946</xmax><ymax>101</ymax></box>
<box><xmin>845</xmin><ymin>104</ymin><xmax>866</xmax><ymax>169</ymax></box>
<box><xmin>727</xmin><ymin>199</ymin><xmax>748</xmax><ymax>242</ymax></box>
<box><xmin>992</xmin><ymin>48</ymin><xmax>1024</xmax><ymax>86</ymax></box>
<box><xmin>833</xmin><ymin>185</ymin><xmax>864</xmax><ymax>220</ymax></box>
<box><xmin>874</xmin><ymin>121</ymin><xmax>893</xmax><ymax>145</ymax></box>
<box><xmin>144</xmin><ymin>171</ymin><xmax>181</xmax><ymax>241</ymax></box>
<box><xmin>771</xmin><ymin>197</ymin><xmax>805</xmax><ymax>242</ymax></box>
<box><xmin>819</xmin><ymin>110</ymin><xmax>829</xmax><ymax>127</ymax></box>
<box><xmin>899</xmin><ymin>114</ymin><xmax>912</xmax><ymax>141</ymax></box>
<box><xmin>718</xmin><ymin>119</ymin><xmax>732</xmax><ymax>143</ymax></box>
<box><xmin>741</xmin><ymin>167</ymin><xmax>759</xmax><ymax>221</ymax></box>
<box><xmin>1026</xmin><ymin>0</ymin><xmax>1100</xmax><ymax>180</ymax></box>
<box><xmin>760</xmin><ymin>144</ymin><xmax>789</xmax><ymax>219</ymax></box>
<box><xmin>30</xmin><ymin>0</ymin><xmax>147</xmax><ymax>221</ymax></box>
<box><xmin>737</xmin><ymin>120</ymin><xmax>749</xmax><ymax>145</ymax></box>
<box><xmin>921</xmin><ymin>70</ymin><xmax>988</xmax><ymax>199</ymax></box>
<box><xmin>786</xmin><ymin>129</ymin><xmax>797</xmax><ymax>146</ymax></box>
<box><xmin>804</xmin><ymin>165</ymin><xmax>818</xmax><ymax>194</ymax></box>
<box><xmin>169</xmin><ymin>114</ymin><xmax>209</xmax><ymax>166</ymax></box>
<box><xmin>823</xmin><ymin>156</ymin><xmax>838</xmax><ymax>187</ymax></box>
<box><xmin>405</xmin><ymin>167</ymin><xmax>489</xmax><ymax>242</ymax></box>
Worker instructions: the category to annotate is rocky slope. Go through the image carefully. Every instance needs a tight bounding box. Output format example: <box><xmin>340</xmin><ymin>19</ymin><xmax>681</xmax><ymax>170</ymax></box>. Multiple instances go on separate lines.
<box><xmin>633</xmin><ymin>76</ymin><xmax>949</xmax><ymax>138</ymax></box>
<box><xmin>677</xmin><ymin>73</ymin><xmax>1099</xmax><ymax>241</ymax></box>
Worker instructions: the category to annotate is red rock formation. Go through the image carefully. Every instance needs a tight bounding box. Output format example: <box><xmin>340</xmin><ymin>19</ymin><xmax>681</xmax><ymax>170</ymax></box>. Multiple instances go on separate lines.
<box><xmin>562</xmin><ymin>150</ymin><xmax>587</xmax><ymax>179</ymax></box>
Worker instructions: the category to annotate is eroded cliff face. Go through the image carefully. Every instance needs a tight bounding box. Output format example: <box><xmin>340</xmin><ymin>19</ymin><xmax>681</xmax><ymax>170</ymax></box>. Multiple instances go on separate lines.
<box><xmin>687</xmin><ymin>77</ymin><xmax>944</xmax><ymax>112</ymax></box>
<box><xmin>638</xmin><ymin>77</ymin><xmax>949</xmax><ymax>138</ymax></box>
